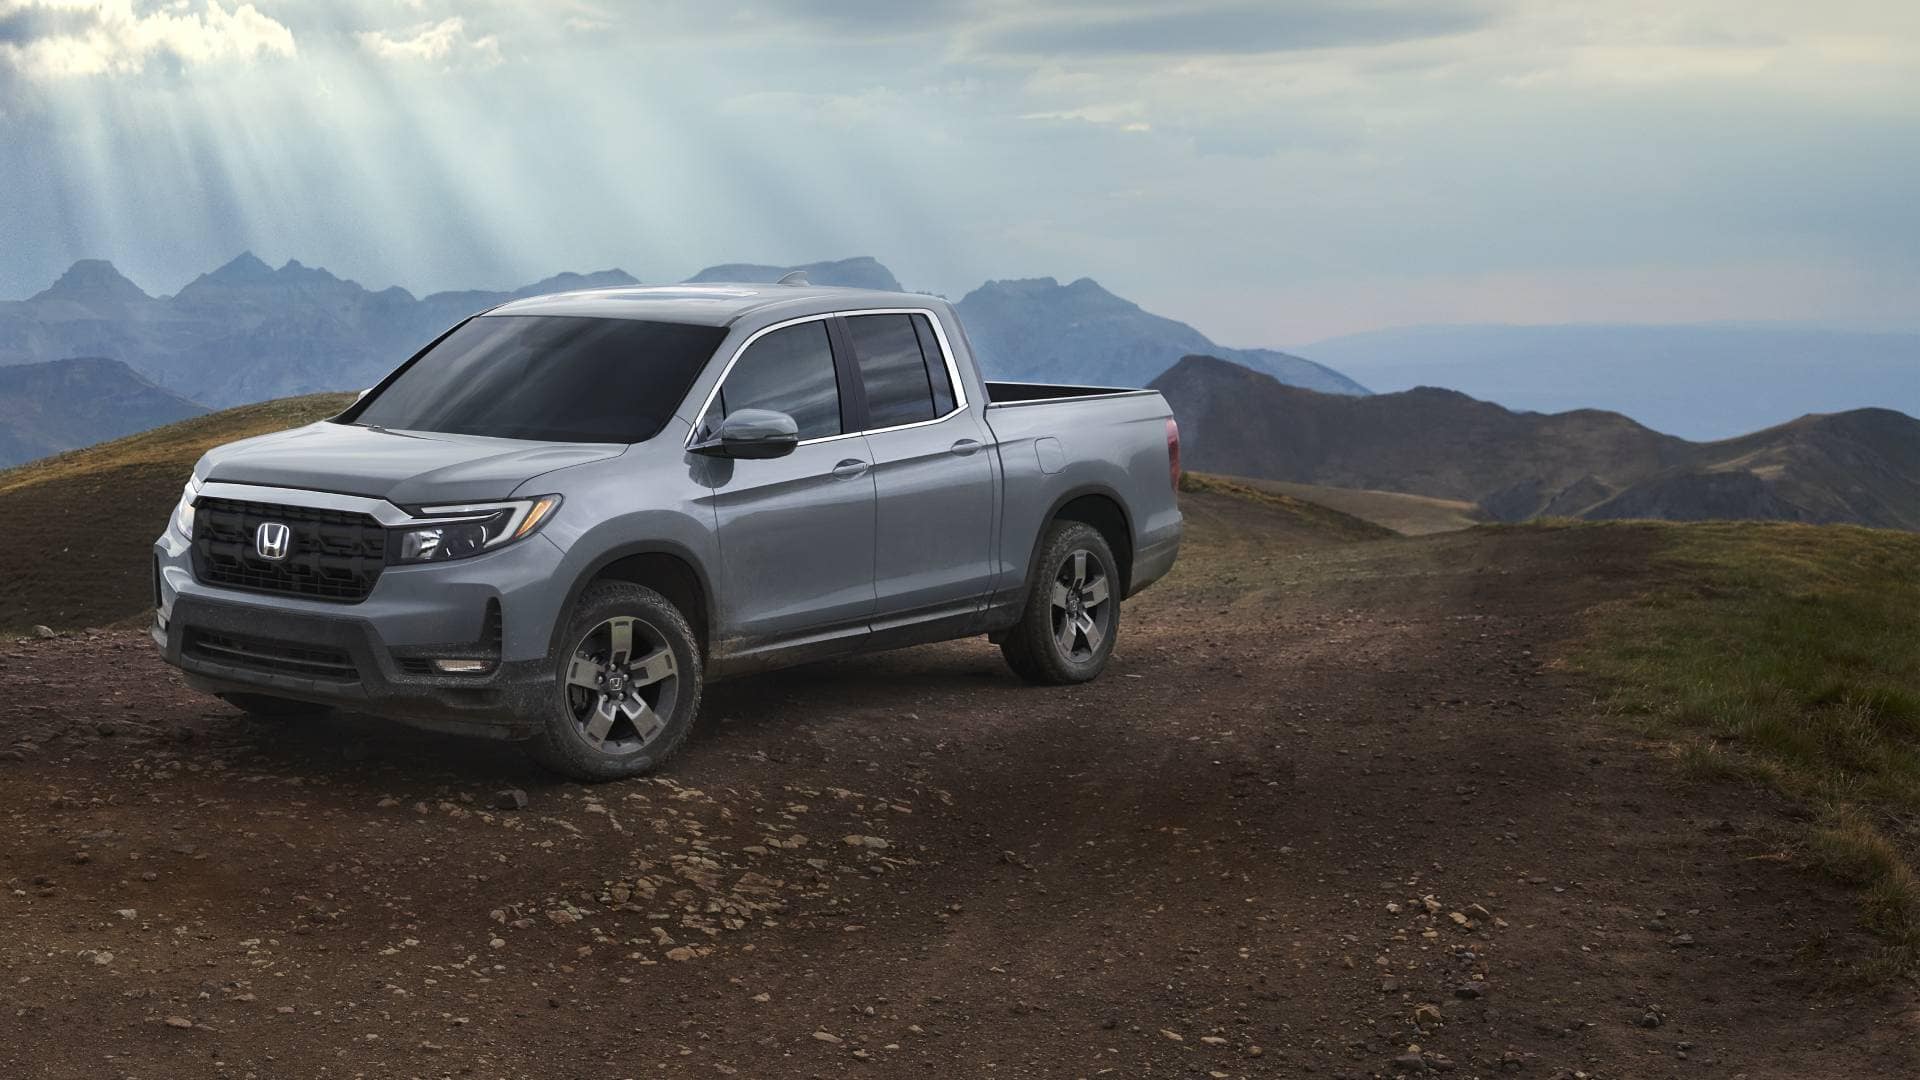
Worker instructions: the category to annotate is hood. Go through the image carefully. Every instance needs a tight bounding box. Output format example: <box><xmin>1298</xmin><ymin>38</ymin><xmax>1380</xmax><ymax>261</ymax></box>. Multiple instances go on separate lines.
<box><xmin>196</xmin><ymin>421</ymin><xmax>623</xmax><ymax>505</ymax></box>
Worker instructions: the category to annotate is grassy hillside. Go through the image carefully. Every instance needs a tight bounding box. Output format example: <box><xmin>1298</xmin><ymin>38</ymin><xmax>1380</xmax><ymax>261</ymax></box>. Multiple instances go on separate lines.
<box><xmin>1577</xmin><ymin>522</ymin><xmax>1920</xmax><ymax>978</ymax></box>
<box><xmin>1220</xmin><ymin>476</ymin><xmax>1483</xmax><ymax>535</ymax></box>
<box><xmin>0</xmin><ymin>393</ymin><xmax>353</xmax><ymax>633</ymax></box>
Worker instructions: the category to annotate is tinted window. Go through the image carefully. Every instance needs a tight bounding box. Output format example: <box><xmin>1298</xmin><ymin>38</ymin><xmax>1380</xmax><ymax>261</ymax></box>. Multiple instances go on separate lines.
<box><xmin>847</xmin><ymin>313</ymin><xmax>945</xmax><ymax>428</ymax></box>
<box><xmin>912</xmin><ymin>314</ymin><xmax>956</xmax><ymax>416</ymax></box>
<box><xmin>348</xmin><ymin>316</ymin><xmax>724</xmax><ymax>443</ymax></box>
<box><xmin>709</xmin><ymin>320</ymin><xmax>842</xmax><ymax>440</ymax></box>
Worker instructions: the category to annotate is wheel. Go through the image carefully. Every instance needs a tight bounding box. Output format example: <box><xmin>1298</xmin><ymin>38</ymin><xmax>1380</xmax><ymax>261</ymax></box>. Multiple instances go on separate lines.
<box><xmin>524</xmin><ymin>581</ymin><xmax>703</xmax><ymax>782</ymax></box>
<box><xmin>217</xmin><ymin>693</ymin><xmax>333</xmax><ymax>720</ymax></box>
<box><xmin>1000</xmin><ymin>521</ymin><xmax>1120</xmax><ymax>685</ymax></box>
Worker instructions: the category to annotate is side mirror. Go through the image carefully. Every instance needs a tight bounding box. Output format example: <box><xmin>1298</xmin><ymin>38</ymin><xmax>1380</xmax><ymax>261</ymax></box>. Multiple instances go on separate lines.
<box><xmin>356</xmin><ymin>388</ymin><xmax>371</xmax><ymax>402</ymax></box>
<box><xmin>690</xmin><ymin>408</ymin><xmax>800</xmax><ymax>460</ymax></box>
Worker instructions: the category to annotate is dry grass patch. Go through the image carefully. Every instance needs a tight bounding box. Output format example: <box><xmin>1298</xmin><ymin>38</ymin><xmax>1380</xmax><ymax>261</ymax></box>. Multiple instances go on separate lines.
<box><xmin>1179</xmin><ymin>472</ymin><xmax>1397</xmax><ymax>542</ymax></box>
<box><xmin>1578</xmin><ymin>522</ymin><xmax>1920</xmax><ymax>978</ymax></box>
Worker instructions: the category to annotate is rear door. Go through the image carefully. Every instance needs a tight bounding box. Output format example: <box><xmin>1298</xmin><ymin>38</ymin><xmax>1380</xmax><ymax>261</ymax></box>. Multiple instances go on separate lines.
<box><xmin>840</xmin><ymin>311</ymin><xmax>997</xmax><ymax>628</ymax></box>
<box><xmin>701</xmin><ymin>317</ymin><xmax>877</xmax><ymax>645</ymax></box>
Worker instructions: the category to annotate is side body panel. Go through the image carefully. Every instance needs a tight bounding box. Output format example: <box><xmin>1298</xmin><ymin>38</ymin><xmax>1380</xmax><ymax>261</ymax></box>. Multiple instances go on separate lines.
<box><xmin>979</xmin><ymin>392</ymin><xmax>1184</xmax><ymax>612</ymax></box>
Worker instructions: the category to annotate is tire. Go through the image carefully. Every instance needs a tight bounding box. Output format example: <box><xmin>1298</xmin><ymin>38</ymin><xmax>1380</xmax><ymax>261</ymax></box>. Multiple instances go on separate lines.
<box><xmin>1000</xmin><ymin>520</ymin><xmax>1121</xmax><ymax>685</ymax></box>
<box><xmin>524</xmin><ymin>581</ymin><xmax>703</xmax><ymax>782</ymax></box>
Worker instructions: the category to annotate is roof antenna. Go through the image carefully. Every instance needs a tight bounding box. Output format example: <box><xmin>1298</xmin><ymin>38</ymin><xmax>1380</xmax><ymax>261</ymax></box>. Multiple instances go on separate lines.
<box><xmin>776</xmin><ymin>270</ymin><xmax>810</xmax><ymax>286</ymax></box>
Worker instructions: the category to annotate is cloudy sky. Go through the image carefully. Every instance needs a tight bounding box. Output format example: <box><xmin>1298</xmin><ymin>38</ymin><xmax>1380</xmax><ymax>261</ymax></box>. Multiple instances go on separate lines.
<box><xmin>1</xmin><ymin>0</ymin><xmax>1915</xmax><ymax>344</ymax></box>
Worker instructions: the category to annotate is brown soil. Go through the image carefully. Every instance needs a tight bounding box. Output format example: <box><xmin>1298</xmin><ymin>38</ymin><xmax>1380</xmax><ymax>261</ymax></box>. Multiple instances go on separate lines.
<box><xmin>1</xmin><ymin>496</ymin><xmax>1915</xmax><ymax>1078</ymax></box>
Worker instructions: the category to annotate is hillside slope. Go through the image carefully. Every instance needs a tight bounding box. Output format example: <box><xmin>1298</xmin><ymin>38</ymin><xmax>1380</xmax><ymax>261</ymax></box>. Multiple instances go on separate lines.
<box><xmin>0</xmin><ymin>393</ymin><xmax>353</xmax><ymax>630</ymax></box>
<box><xmin>0</xmin><ymin>357</ymin><xmax>206</xmax><ymax>467</ymax></box>
<box><xmin>1152</xmin><ymin>354</ymin><xmax>1920</xmax><ymax>528</ymax></box>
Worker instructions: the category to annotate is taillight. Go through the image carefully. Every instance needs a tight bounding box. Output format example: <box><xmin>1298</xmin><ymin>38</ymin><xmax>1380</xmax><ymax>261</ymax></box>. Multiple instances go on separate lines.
<box><xmin>1165</xmin><ymin>417</ymin><xmax>1181</xmax><ymax>493</ymax></box>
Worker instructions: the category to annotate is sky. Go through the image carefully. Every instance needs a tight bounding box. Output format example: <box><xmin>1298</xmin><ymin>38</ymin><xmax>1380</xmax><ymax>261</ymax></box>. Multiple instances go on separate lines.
<box><xmin>0</xmin><ymin>0</ymin><xmax>1916</xmax><ymax>346</ymax></box>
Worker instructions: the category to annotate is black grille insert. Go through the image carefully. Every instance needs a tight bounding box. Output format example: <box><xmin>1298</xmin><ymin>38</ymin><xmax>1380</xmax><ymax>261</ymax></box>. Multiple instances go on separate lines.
<box><xmin>183</xmin><ymin>629</ymin><xmax>359</xmax><ymax>682</ymax></box>
<box><xmin>191</xmin><ymin>497</ymin><xmax>385</xmax><ymax>602</ymax></box>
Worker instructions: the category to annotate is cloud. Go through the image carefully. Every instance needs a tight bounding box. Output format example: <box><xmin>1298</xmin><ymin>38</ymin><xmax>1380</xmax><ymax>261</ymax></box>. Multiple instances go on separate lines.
<box><xmin>976</xmin><ymin>0</ymin><xmax>1496</xmax><ymax>58</ymax></box>
<box><xmin>356</xmin><ymin>16</ymin><xmax>502</xmax><ymax>70</ymax></box>
<box><xmin>0</xmin><ymin>0</ymin><xmax>294</xmax><ymax>79</ymax></box>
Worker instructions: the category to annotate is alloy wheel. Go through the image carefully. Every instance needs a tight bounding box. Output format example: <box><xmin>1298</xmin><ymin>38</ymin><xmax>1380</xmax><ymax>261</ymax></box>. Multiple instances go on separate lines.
<box><xmin>1048</xmin><ymin>548</ymin><xmax>1112</xmax><ymax>663</ymax></box>
<box><xmin>563</xmin><ymin>615</ymin><xmax>679</xmax><ymax>754</ymax></box>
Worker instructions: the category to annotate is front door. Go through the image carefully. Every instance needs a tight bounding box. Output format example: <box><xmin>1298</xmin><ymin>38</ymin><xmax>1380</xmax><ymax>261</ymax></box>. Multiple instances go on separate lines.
<box><xmin>702</xmin><ymin>318</ymin><xmax>876</xmax><ymax>646</ymax></box>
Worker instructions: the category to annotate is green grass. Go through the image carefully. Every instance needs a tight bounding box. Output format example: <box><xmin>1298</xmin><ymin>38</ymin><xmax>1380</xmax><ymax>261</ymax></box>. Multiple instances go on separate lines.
<box><xmin>1578</xmin><ymin>522</ymin><xmax>1920</xmax><ymax>976</ymax></box>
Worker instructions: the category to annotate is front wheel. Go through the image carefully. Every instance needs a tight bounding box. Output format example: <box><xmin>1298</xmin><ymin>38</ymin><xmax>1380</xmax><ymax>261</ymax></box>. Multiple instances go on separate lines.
<box><xmin>1000</xmin><ymin>521</ymin><xmax>1120</xmax><ymax>685</ymax></box>
<box><xmin>524</xmin><ymin>581</ymin><xmax>703</xmax><ymax>782</ymax></box>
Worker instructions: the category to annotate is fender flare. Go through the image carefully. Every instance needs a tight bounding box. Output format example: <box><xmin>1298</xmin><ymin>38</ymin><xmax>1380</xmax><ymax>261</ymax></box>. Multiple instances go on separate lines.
<box><xmin>544</xmin><ymin>539</ymin><xmax>718</xmax><ymax>659</ymax></box>
<box><xmin>1016</xmin><ymin>483</ymin><xmax>1137</xmax><ymax>599</ymax></box>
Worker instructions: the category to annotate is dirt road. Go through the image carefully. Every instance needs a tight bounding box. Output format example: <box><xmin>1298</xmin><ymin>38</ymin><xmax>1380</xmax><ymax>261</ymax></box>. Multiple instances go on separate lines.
<box><xmin>2</xmin><ymin>497</ymin><xmax>1914</xmax><ymax>1078</ymax></box>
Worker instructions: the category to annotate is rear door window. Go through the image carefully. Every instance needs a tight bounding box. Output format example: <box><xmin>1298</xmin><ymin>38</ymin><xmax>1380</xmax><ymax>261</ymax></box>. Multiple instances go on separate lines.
<box><xmin>845</xmin><ymin>313</ymin><xmax>949</xmax><ymax>429</ymax></box>
<box><xmin>707</xmin><ymin>320</ymin><xmax>843</xmax><ymax>440</ymax></box>
<box><xmin>912</xmin><ymin>315</ymin><xmax>957</xmax><ymax>417</ymax></box>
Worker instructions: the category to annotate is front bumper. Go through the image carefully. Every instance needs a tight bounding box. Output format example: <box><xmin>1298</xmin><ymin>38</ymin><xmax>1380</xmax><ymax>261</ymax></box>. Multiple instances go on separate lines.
<box><xmin>152</xmin><ymin>516</ymin><xmax>570</xmax><ymax>739</ymax></box>
<box><xmin>153</xmin><ymin>596</ymin><xmax>551</xmax><ymax>738</ymax></box>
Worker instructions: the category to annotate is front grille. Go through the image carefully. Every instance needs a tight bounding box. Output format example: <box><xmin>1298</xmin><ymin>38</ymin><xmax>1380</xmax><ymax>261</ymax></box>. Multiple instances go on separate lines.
<box><xmin>191</xmin><ymin>497</ymin><xmax>385</xmax><ymax>602</ymax></box>
<box><xmin>183</xmin><ymin>629</ymin><xmax>359</xmax><ymax>682</ymax></box>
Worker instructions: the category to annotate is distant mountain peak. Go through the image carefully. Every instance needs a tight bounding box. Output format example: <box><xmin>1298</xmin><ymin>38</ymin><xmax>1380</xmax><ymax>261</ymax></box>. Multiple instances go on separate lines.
<box><xmin>30</xmin><ymin>259</ymin><xmax>151</xmax><ymax>305</ymax></box>
<box><xmin>207</xmin><ymin>251</ymin><xmax>274</xmax><ymax>282</ymax></box>
<box><xmin>972</xmin><ymin>276</ymin><xmax>1061</xmax><ymax>294</ymax></box>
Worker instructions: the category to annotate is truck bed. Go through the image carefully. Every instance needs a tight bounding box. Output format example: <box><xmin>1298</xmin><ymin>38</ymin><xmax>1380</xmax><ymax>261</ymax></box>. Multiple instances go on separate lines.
<box><xmin>983</xmin><ymin>381</ymin><xmax>1154</xmax><ymax>406</ymax></box>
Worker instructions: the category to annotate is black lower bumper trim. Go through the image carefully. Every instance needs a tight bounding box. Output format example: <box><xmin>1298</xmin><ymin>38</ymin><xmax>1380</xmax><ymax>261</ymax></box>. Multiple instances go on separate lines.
<box><xmin>156</xmin><ymin>595</ymin><xmax>550</xmax><ymax>740</ymax></box>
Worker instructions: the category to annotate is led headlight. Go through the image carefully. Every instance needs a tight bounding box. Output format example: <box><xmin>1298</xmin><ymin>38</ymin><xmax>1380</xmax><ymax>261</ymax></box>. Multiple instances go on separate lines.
<box><xmin>388</xmin><ymin>495</ymin><xmax>561</xmax><ymax>565</ymax></box>
<box><xmin>173</xmin><ymin>478</ymin><xmax>200</xmax><ymax>537</ymax></box>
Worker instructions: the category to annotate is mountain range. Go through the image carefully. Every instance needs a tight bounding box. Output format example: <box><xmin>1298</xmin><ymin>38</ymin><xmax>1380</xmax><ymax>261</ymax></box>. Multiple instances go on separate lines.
<box><xmin>0</xmin><ymin>254</ymin><xmax>1364</xmax><ymax>419</ymax></box>
<box><xmin>1152</xmin><ymin>354</ymin><xmax>1920</xmax><ymax>530</ymax></box>
<box><xmin>1299</xmin><ymin>323</ymin><xmax>1920</xmax><ymax>442</ymax></box>
<box><xmin>0</xmin><ymin>357</ymin><xmax>206</xmax><ymax>467</ymax></box>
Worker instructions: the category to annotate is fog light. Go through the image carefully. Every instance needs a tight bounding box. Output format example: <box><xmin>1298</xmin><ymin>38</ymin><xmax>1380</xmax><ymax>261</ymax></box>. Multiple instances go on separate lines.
<box><xmin>432</xmin><ymin>658</ymin><xmax>495</xmax><ymax>675</ymax></box>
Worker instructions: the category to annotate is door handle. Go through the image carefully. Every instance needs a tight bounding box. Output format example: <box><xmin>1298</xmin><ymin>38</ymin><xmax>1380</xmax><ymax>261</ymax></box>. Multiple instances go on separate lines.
<box><xmin>949</xmin><ymin>439</ymin><xmax>983</xmax><ymax>456</ymax></box>
<box><xmin>831</xmin><ymin>458</ymin><xmax>870</xmax><ymax>479</ymax></box>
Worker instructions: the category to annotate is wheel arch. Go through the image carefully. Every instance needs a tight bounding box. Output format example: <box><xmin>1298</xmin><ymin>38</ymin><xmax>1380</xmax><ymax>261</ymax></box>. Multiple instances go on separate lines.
<box><xmin>1032</xmin><ymin>486</ymin><xmax>1135</xmax><ymax>598</ymax></box>
<box><xmin>548</xmin><ymin>541</ymin><xmax>714</xmax><ymax>661</ymax></box>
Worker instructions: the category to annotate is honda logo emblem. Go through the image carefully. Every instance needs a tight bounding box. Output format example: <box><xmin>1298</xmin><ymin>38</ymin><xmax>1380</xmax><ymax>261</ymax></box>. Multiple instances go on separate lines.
<box><xmin>255</xmin><ymin>521</ymin><xmax>291</xmax><ymax>560</ymax></box>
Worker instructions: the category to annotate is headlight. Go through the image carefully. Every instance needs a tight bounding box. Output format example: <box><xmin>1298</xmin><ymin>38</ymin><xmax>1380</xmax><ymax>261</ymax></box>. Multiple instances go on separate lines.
<box><xmin>388</xmin><ymin>495</ymin><xmax>561</xmax><ymax>565</ymax></box>
<box><xmin>173</xmin><ymin>479</ymin><xmax>199</xmax><ymax>537</ymax></box>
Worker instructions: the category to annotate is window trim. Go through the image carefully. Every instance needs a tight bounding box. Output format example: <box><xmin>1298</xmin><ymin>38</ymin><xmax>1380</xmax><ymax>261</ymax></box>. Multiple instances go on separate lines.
<box><xmin>685</xmin><ymin>307</ymin><xmax>971</xmax><ymax>450</ymax></box>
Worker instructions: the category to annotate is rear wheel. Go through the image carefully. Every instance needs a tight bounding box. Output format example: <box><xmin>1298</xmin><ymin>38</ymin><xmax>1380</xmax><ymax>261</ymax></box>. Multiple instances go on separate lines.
<box><xmin>218</xmin><ymin>693</ymin><xmax>332</xmax><ymax>720</ymax></box>
<box><xmin>525</xmin><ymin>581</ymin><xmax>702</xmax><ymax>782</ymax></box>
<box><xmin>1000</xmin><ymin>521</ymin><xmax>1120</xmax><ymax>685</ymax></box>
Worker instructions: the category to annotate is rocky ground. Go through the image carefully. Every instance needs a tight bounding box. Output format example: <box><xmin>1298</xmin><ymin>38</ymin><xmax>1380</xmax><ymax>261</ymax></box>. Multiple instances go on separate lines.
<box><xmin>2</xmin><ymin>503</ymin><xmax>1916</xmax><ymax>1078</ymax></box>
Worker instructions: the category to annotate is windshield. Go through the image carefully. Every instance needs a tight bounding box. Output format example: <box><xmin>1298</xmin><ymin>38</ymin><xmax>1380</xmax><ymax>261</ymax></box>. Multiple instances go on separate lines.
<box><xmin>344</xmin><ymin>315</ymin><xmax>726</xmax><ymax>443</ymax></box>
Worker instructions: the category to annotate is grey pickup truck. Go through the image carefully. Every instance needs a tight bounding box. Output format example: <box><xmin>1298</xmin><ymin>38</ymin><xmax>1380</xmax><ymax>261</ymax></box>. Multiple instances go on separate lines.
<box><xmin>151</xmin><ymin>280</ymin><xmax>1183</xmax><ymax>780</ymax></box>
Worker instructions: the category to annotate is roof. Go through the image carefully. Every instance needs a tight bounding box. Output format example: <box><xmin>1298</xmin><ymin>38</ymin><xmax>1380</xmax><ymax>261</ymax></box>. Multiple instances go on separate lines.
<box><xmin>482</xmin><ymin>282</ymin><xmax>938</xmax><ymax>327</ymax></box>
